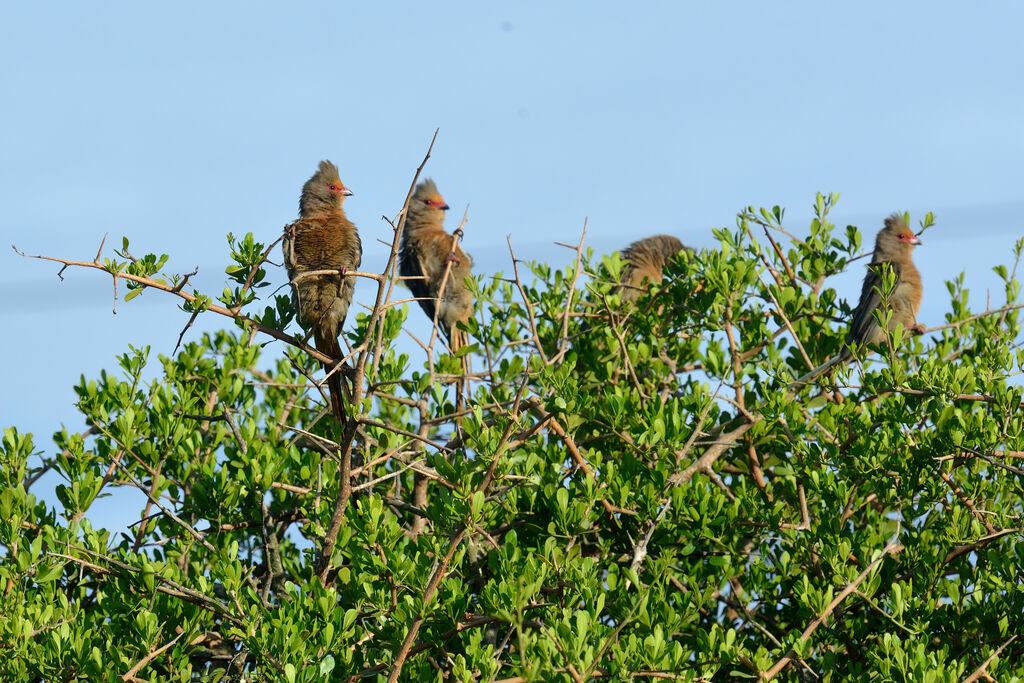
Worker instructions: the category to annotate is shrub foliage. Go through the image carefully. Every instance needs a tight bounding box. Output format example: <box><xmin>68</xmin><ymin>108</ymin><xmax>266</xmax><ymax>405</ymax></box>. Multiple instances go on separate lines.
<box><xmin>3</xmin><ymin>183</ymin><xmax>1023</xmax><ymax>681</ymax></box>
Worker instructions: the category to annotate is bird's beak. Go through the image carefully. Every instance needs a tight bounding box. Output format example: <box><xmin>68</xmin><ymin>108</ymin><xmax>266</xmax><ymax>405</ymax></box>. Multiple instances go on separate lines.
<box><xmin>910</xmin><ymin>234</ymin><xmax>921</xmax><ymax>245</ymax></box>
<box><xmin>342</xmin><ymin>187</ymin><xmax>354</xmax><ymax>197</ymax></box>
<box><xmin>441</xmin><ymin>203</ymin><xmax>450</xmax><ymax>211</ymax></box>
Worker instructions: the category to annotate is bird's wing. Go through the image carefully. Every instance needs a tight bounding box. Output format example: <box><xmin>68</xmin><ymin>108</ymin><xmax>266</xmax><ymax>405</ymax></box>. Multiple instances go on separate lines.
<box><xmin>416</xmin><ymin>231</ymin><xmax>472</xmax><ymax>290</ymax></box>
<box><xmin>281</xmin><ymin>220</ymin><xmax>300</xmax><ymax>273</ymax></box>
<box><xmin>847</xmin><ymin>260</ymin><xmax>904</xmax><ymax>347</ymax></box>
<box><xmin>349</xmin><ymin>230</ymin><xmax>362</xmax><ymax>271</ymax></box>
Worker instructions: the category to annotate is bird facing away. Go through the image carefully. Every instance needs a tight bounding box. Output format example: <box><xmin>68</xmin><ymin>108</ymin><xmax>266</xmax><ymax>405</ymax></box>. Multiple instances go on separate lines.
<box><xmin>790</xmin><ymin>213</ymin><xmax>923</xmax><ymax>387</ymax></box>
<box><xmin>400</xmin><ymin>178</ymin><xmax>474</xmax><ymax>350</ymax></box>
<box><xmin>617</xmin><ymin>234</ymin><xmax>691</xmax><ymax>304</ymax></box>
<box><xmin>282</xmin><ymin>159</ymin><xmax>362</xmax><ymax>422</ymax></box>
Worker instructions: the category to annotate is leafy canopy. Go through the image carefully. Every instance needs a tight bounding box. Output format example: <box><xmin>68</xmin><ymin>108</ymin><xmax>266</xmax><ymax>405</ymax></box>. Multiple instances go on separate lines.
<box><xmin>3</xmin><ymin>190</ymin><xmax>1024</xmax><ymax>682</ymax></box>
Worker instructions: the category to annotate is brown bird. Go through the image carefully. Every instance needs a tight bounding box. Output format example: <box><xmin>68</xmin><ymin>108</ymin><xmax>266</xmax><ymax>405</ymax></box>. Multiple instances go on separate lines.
<box><xmin>400</xmin><ymin>178</ymin><xmax>474</xmax><ymax>351</ymax></box>
<box><xmin>846</xmin><ymin>213</ymin><xmax>924</xmax><ymax>347</ymax></box>
<box><xmin>282</xmin><ymin>160</ymin><xmax>362</xmax><ymax>422</ymax></box>
<box><xmin>791</xmin><ymin>213</ymin><xmax>923</xmax><ymax>386</ymax></box>
<box><xmin>617</xmin><ymin>234</ymin><xmax>691</xmax><ymax>304</ymax></box>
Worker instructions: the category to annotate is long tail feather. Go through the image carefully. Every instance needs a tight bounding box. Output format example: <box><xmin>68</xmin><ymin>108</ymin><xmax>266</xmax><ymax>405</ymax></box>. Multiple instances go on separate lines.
<box><xmin>787</xmin><ymin>350</ymin><xmax>850</xmax><ymax>390</ymax></box>
<box><xmin>315</xmin><ymin>331</ymin><xmax>347</xmax><ymax>424</ymax></box>
<box><xmin>449</xmin><ymin>326</ymin><xmax>470</xmax><ymax>416</ymax></box>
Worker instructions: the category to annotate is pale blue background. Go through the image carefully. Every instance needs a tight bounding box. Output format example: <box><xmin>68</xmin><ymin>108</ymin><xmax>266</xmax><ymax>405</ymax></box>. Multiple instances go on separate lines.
<box><xmin>2</xmin><ymin>3</ymin><xmax>1022</xmax><ymax>527</ymax></box>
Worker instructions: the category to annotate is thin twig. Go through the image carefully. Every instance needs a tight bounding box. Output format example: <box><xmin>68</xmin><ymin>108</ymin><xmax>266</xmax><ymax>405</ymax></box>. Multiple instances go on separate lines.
<box><xmin>963</xmin><ymin>635</ymin><xmax>1018</xmax><ymax>683</ymax></box>
<box><xmin>760</xmin><ymin>541</ymin><xmax>903</xmax><ymax>680</ymax></box>
<box><xmin>122</xmin><ymin>632</ymin><xmax>184</xmax><ymax>681</ymax></box>
<box><xmin>12</xmin><ymin>244</ymin><xmax>338</xmax><ymax>368</ymax></box>
<box><xmin>549</xmin><ymin>218</ymin><xmax>588</xmax><ymax>365</ymax></box>
<box><xmin>315</xmin><ymin>130</ymin><xmax>439</xmax><ymax>581</ymax></box>
<box><xmin>385</xmin><ymin>373</ymin><xmax>529</xmax><ymax>682</ymax></box>
<box><xmin>506</xmin><ymin>237</ymin><xmax>548</xmax><ymax>363</ymax></box>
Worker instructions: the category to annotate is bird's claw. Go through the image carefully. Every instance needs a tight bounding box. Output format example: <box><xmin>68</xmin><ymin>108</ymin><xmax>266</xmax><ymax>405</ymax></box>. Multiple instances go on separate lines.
<box><xmin>447</xmin><ymin>253</ymin><xmax>460</xmax><ymax>264</ymax></box>
<box><xmin>909</xmin><ymin>323</ymin><xmax>926</xmax><ymax>336</ymax></box>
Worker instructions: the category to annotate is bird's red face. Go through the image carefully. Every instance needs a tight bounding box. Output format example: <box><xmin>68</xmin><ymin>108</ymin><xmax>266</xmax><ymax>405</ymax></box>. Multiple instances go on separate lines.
<box><xmin>895</xmin><ymin>228</ymin><xmax>921</xmax><ymax>245</ymax></box>
<box><xmin>327</xmin><ymin>182</ymin><xmax>353</xmax><ymax>197</ymax></box>
<box><xmin>422</xmin><ymin>195</ymin><xmax>450</xmax><ymax>211</ymax></box>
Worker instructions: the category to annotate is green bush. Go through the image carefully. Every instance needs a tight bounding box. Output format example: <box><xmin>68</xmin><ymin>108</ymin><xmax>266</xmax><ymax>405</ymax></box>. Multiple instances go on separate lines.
<box><xmin>3</xmin><ymin>188</ymin><xmax>1022</xmax><ymax>682</ymax></box>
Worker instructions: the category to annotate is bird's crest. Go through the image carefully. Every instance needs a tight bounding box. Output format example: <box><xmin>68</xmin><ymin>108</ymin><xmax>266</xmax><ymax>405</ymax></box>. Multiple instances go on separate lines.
<box><xmin>884</xmin><ymin>213</ymin><xmax>908</xmax><ymax>232</ymax></box>
<box><xmin>415</xmin><ymin>178</ymin><xmax>439</xmax><ymax>198</ymax></box>
<box><xmin>315</xmin><ymin>160</ymin><xmax>341</xmax><ymax>182</ymax></box>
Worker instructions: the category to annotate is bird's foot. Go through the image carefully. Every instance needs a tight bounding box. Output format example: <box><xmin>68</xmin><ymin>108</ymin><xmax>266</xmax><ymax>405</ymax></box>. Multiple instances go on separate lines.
<box><xmin>909</xmin><ymin>323</ymin><xmax>926</xmax><ymax>336</ymax></box>
<box><xmin>447</xmin><ymin>253</ymin><xmax>460</xmax><ymax>264</ymax></box>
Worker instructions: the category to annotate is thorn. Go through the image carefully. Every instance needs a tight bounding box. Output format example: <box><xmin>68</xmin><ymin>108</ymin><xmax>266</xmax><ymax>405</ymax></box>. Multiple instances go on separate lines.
<box><xmin>94</xmin><ymin>233</ymin><xmax>108</xmax><ymax>264</ymax></box>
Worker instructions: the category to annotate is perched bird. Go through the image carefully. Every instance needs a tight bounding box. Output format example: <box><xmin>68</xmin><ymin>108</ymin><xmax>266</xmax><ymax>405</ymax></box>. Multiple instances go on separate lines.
<box><xmin>791</xmin><ymin>213</ymin><xmax>923</xmax><ymax>387</ymax></box>
<box><xmin>846</xmin><ymin>213</ymin><xmax>924</xmax><ymax>347</ymax></box>
<box><xmin>400</xmin><ymin>178</ymin><xmax>474</xmax><ymax>351</ymax></box>
<box><xmin>617</xmin><ymin>234</ymin><xmax>691</xmax><ymax>304</ymax></box>
<box><xmin>577</xmin><ymin>234</ymin><xmax>690</xmax><ymax>379</ymax></box>
<box><xmin>282</xmin><ymin>160</ymin><xmax>362</xmax><ymax>422</ymax></box>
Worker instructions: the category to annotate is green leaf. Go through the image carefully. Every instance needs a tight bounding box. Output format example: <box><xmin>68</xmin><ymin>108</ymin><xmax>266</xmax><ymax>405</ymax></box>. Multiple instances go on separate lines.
<box><xmin>470</xmin><ymin>490</ymin><xmax>485</xmax><ymax>520</ymax></box>
<box><xmin>34</xmin><ymin>562</ymin><xmax>64</xmax><ymax>583</ymax></box>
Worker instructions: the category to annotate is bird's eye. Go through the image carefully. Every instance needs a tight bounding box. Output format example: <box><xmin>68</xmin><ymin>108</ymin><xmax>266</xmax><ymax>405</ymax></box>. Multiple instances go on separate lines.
<box><xmin>424</xmin><ymin>199</ymin><xmax>433</xmax><ymax>206</ymax></box>
<box><xmin>329</xmin><ymin>185</ymin><xmax>336</xmax><ymax>191</ymax></box>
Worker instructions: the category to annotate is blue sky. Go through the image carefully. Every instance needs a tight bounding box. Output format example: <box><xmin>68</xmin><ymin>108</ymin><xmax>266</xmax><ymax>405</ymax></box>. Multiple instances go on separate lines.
<box><xmin>2</xmin><ymin>3</ymin><xmax>1023</xmax><ymax>524</ymax></box>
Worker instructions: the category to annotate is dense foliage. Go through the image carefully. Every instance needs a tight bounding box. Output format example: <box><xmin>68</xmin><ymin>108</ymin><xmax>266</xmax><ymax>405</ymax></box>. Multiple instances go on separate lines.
<box><xmin>3</xmin><ymin>190</ymin><xmax>1023</xmax><ymax>682</ymax></box>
